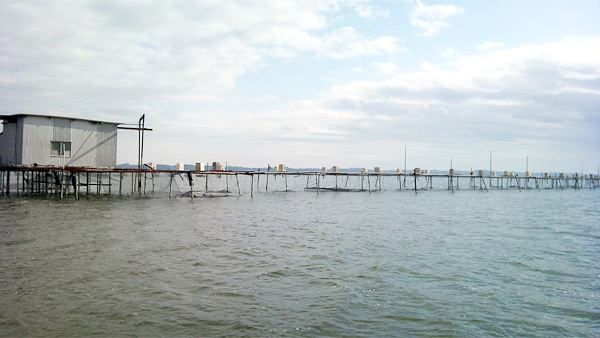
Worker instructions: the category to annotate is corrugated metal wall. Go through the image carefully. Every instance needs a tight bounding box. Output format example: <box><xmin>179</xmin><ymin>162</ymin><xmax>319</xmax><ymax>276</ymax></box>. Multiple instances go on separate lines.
<box><xmin>22</xmin><ymin>116</ymin><xmax>52</xmax><ymax>165</ymax></box>
<box><xmin>0</xmin><ymin>121</ymin><xmax>18</xmax><ymax>166</ymax></box>
<box><xmin>2</xmin><ymin>116</ymin><xmax>118</xmax><ymax>168</ymax></box>
<box><xmin>95</xmin><ymin>123</ymin><xmax>117</xmax><ymax>167</ymax></box>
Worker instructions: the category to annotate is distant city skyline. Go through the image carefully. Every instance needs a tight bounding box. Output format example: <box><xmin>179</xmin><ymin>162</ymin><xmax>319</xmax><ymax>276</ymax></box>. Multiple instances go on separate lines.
<box><xmin>1</xmin><ymin>1</ymin><xmax>599</xmax><ymax>172</ymax></box>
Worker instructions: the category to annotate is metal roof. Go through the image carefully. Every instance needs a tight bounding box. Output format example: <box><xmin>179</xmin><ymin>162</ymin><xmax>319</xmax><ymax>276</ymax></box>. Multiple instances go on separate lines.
<box><xmin>0</xmin><ymin>114</ymin><xmax>121</xmax><ymax>125</ymax></box>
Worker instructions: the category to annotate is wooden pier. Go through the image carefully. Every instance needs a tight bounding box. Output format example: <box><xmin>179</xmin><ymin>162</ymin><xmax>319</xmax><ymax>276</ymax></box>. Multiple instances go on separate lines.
<box><xmin>1</xmin><ymin>166</ymin><xmax>598</xmax><ymax>199</ymax></box>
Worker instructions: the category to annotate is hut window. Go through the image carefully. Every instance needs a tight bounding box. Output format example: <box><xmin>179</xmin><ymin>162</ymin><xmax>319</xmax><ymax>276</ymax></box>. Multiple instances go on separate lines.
<box><xmin>51</xmin><ymin>141</ymin><xmax>71</xmax><ymax>157</ymax></box>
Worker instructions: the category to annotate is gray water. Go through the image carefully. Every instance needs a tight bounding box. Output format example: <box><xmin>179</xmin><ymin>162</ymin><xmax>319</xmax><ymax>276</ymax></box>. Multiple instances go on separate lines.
<box><xmin>1</xmin><ymin>189</ymin><xmax>599</xmax><ymax>337</ymax></box>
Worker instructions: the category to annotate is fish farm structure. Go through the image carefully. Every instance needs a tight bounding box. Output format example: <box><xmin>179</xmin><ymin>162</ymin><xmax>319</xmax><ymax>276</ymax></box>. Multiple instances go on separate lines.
<box><xmin>0</xmin><ymin>166</ymin><xmax>598</xmax><ymax>200</ymax></box>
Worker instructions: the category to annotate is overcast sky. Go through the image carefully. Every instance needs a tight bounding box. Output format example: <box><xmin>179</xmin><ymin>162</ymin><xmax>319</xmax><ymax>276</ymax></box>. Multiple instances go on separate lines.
<box><xmin>1</xmin><ymin>0</ymin><xmax>599</xmax><ymax>172</ymax></box>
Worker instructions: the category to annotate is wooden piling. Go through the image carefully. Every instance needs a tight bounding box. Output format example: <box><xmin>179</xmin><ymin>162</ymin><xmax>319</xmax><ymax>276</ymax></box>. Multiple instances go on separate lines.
<box><xmin>414</xmin><ymin>175</ymin><xmax>417</xmax><ymax>194</ymax></box>
<box><xmin>187</xmin><ymin>172</ymin><xmax>194</xmax><ymax>200</ymax></box>
<box><xmin>72</xmin><ymin>174</ymin><xmax>79</xmax><ymax>200</ymax></box>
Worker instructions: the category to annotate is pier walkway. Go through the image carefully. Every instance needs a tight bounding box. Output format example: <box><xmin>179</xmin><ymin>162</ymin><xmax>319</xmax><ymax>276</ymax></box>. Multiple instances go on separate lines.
<box><xmin>1</xmin><ymin>166</ymin><xmax>598</xmax><ymax>199</ymax></box>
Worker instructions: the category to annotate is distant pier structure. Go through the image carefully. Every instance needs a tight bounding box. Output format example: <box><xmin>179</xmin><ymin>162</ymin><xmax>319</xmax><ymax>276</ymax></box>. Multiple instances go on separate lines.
<box><xmin>2</xmin><ymin>113</ymin><xmax>596</xmax><ymax>199</ymax></box>
<box><xmin>0</xmin><ymin>166</ymin><xmax>598</xmax><ymax>200</ymax></box>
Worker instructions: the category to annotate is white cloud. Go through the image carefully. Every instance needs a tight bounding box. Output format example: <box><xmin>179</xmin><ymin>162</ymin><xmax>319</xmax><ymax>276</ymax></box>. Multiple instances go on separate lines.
<box><xmin>286</xmin><ymin>36</ymin><xmax>600</xmax><ymax>169</ymax></box>
<box><xmin>317</xmin><ymin>27</ymin><xmax>401</xmax><ymax>59</ymax></box>
<box><xmin>352</xmin><ymin>2</ymin><xmax>391</xmax><ymax>19</ymax></box>
<box><xmin>0</xmin><ymin>0</ymin><xmax>403</xmax><ymax>122</ymax></box>
<box><xmin>440</xmin><ymin>47</ymin><xmax>460</xmax><ymax>59</ymax></box>
<box><xmin>477</xmin><ymin>41</ymin><xmax>505</xmax><ymax>51</ymax></box>
<box><xmin>410</xmin><ymin>0</ymin><xmax>464</xmax><ymax>37</ymax></box>
<box><xmin>374</xmin><ymin>62</ymin><xmax>399</xmax><ymax>76</ymax></box>
<box><xmin>1</xmin><ymin>1</ymin><xmax>598</xmax><ymax>171</ymax></box>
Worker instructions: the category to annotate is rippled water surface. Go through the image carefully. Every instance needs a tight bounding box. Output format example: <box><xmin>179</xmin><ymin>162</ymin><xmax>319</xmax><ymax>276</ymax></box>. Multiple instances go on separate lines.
<box><xmin>1</xmin><ymin>189</ymin><xmax>599</xmax><ymax>337</ymax></box>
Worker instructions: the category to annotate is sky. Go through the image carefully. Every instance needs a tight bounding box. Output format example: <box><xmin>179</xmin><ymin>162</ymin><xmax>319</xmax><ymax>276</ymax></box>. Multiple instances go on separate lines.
<box><xmin>1</xmin><ymin>0</ymin><xmax>599</xmax><ymax>173</ymax></box>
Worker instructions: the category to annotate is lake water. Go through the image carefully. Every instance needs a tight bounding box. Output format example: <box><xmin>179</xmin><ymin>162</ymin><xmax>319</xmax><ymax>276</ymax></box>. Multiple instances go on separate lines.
<box><xmin>1</xmin><ymin>188</ymin><xmax>599</xmax><ymax>337</ymax></box>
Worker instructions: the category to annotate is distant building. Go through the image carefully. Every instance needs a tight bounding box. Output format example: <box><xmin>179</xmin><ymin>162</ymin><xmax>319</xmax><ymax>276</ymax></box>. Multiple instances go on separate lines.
<box><xmin>0</xmin><ymin>114</ymin><xmax>119</xmax><ymax>168</ymax></box>
<box><xmin>212</xmin><ymin>162</ymin><xmax>224</xmax><ymax>171</ymax></box>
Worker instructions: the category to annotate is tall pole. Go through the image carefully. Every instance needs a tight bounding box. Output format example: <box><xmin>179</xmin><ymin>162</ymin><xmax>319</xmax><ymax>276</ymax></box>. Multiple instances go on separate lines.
<box><xmin>138</xmin><ymin>114</ymin><xmax>145</xmax><ymax>191</ymax></box>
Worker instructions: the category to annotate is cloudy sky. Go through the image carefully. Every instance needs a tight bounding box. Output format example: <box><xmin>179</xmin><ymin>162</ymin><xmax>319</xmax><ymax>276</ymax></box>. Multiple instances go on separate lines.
<box><xmin>1</xmin><ymin>0</ymin><xmax>599</xmax><ymax>172</ymax></box>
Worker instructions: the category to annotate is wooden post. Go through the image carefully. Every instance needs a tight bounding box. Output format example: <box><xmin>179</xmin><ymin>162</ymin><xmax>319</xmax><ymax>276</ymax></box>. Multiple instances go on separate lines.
<box><xmin>367</xmin><ymin>174</ymin><xmax>371</xmax><ymax>194</ymax></box>
<box><xmin>316</xmin><ymin>174</ymin><xmax>319</xmax><ymax>195</ymax></box>
<box><xmin>265</xmin><ymin>173</ymin><xmax>269</xmax><ymax>191</ymax></box>
<box><xmin>152</xmin><ymin>172</ymin><xmax>155</xmax><ymax>193</ymax></box>
<box><xmin>414</xmin><ymin>175</ymin><xmax>417</xmax><ymax>194</ymax></box>
<box><xmin>236</xmin><ymin>174</ymin><xmax>241</xmax><ymax>197</ymax></box>
<box><xmin>119</xmin><ymin>172</ymin><xmax>123</xmax><ymax>195</ymax></box>
<box><xmin>285</xmin><ymin>174</ymin><xmax>288</xmax><ymax>192</ymax></box>
<box><xmin>108</xmin><ymin>172</ymin><xmax>112</xmax><ymax>195</ymax></box>
<box><xmin>72</xmin><ymin>174</ymin><xmax>79</xmax><ymax>200</ymax></box>
<box><xmin>5</xmin><ymin>171</ymin><xmax>10</xmax><ymax>195</ymax></box>
<box><xmin>60</xmin><ymin>172</ymin><xmax>65</xmax><ymax>199</ymax></box>
<box><xmin>168</xmin><ymin>173</ymin><xmax>174</xmax><ymax>198</ymax></box>
<box><xmin>251</xmin><ymin>174</ymin><xmax>254</xmax><ymax>198</ymax></box>
<box><xmin>187</xmin><ymin>172</ymin><xmax>194</xmax><ymax>200</ymax></box>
